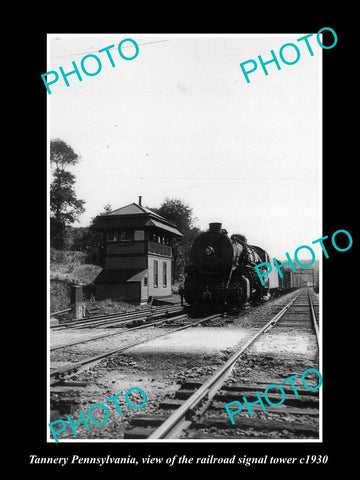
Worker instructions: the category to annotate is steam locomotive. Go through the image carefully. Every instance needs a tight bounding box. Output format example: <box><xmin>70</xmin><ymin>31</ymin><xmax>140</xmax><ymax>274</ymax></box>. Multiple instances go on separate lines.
<box><xmin>184</xmin><ymin>222</ymin><xmax>279</xmax><ymax>311</ymax></box>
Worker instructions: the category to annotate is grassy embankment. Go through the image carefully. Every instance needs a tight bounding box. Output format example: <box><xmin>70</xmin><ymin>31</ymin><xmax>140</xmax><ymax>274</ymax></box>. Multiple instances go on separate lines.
<box><xmin>50</xmin><ymin>249</ymin><xmax>140</xmax><ymax>317</ymax></box>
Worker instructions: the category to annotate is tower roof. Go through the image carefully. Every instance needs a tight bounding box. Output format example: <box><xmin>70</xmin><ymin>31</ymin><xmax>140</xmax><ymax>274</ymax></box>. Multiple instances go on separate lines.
<box><xmin>106</xmin><ymin>203</ymin><xmax>172</xmax><ymax>222</ymax></box>
<box><xmin>94</xmin><ymin>203</ymin><xmax>183</xmax><ymax>237</ymax></box>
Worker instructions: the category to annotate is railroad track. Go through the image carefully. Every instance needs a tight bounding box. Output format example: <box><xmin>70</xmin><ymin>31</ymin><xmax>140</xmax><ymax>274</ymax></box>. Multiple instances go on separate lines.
<box><xmin>50</xmin><ymin>306</ymin><xmax>189</xmax><ymax>351</ymax></box>
<box><xmin>123</xmin><ymin>288</ymin><xmax>321</xmax><ymax>440</ymax></box>
<box><xmin>50</xmin><ymin>313</ymin><xmax>191</xmax><ymax>351</ymax></box>
<box><xmin>51</xmin><ymin>303</ymin><xmax>184</xmax><ymax>330</ymax></box>
<box><xmin>50</xmin><ymin>313</ymin><xmax>194</xmax><ymax>352</ymax></box>
<box><xmin>50</xmin><ymin>313</ymin><xmax>222</xmax><ymax>386</ymax></box>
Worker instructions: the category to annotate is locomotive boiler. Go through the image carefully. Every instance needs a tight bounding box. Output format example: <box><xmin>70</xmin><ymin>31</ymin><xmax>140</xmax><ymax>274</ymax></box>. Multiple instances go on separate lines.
<box><xmin>184</xmin><ymin>222</ymin><xmax>272</xmax><ymax>310</ymax></box>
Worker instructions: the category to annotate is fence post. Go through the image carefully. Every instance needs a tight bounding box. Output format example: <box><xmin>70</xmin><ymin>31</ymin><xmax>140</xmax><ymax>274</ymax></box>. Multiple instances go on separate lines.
<box><xmin>71</xmin><ymin>285</ymin><xmax>85</xmax><ymax>320</ymax></box>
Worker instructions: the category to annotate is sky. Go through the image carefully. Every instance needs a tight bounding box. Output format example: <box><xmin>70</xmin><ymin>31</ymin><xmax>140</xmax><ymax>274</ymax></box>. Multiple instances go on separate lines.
<box><xmin>47</xmin><ymin>33</ymin><xmax>322</xmax><ymax>260</ymax></box>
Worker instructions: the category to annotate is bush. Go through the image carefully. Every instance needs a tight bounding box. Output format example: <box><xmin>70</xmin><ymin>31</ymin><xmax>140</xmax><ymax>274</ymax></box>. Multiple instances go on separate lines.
<box><xmin>72</xmin><ymin>264</ymin><xmax>102</xmax><ymax>284</ymax></box>
<box><xmin>50</xmin><ymin>249</ymin><xmax>102</xmax><ymax>285</ymax></box>
<box><xmin>50</xmin><ymin>248</ymin><xmax>87</xmax><ymax>265</ymax></box>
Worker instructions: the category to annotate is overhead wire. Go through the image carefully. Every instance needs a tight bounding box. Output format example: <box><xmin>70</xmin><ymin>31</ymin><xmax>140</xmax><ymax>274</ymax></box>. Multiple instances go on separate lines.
<box><xmin>52</xmin><ymin>39</ymin><xmax>171</xmax><ymax>59</ymax></box>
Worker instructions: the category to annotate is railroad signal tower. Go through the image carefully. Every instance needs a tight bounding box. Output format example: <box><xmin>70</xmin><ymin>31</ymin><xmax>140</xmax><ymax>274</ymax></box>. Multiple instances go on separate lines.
<box><xmin>93</xmin><ymin>198</ymin><xmax>183</xmax><ymax>304</ymax></box>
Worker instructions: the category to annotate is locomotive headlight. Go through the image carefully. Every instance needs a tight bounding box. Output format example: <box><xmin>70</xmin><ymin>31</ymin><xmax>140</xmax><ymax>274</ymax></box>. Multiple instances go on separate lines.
<box><xmin>205</xmin><ymin>246</ymin><xmax>214</xmax><ymax>256</ymax></box>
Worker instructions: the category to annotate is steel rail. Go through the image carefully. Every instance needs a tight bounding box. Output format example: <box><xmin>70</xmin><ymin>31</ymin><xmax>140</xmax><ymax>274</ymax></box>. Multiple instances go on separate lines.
<box><xmin>50</xmin><ymin>313</ymin><xmax>188</xmax><ymax>351</ymax></box>
<box><xmin>50</xmin><ymin>312</ymin><xmax>143</xmax><ymax>330</ymax></box>
<box><xmin>50</xmin><ymin>313</ymin><xmax>221</xmax><ymax>383</ymax></box>
<box><xmin>148</xmin><ymin>290</ymin><xmax>302</xmax><ymax>439</ymax></box>
<box><xmin>52</xmin><ymin>308</ymin><xmax>151</xmax><ymax>327</ymax></box>
<box><xmin>81</xmin><ymin>303</ymin><xmax>181</xmax><ymax>323</ymax></box>
<box><xmin>51</xmin><ymin>305</ymin><xmax>183</xmax><ymax>330</ymax></box>
<box><xmin>50</xmin><ymin>308</ymin><xmax>72</xmax><ymax>316</ymax></box>
<box><xmin>51</xmin><ymin>303</ymin><xmax>180</xmax><ymax>326</ymax></box>
<box><xmin>52</xmin><ymin>308</ymin><xmax>156</xmax><ymax>328</ymax></box>
<box><xmin>73</xmin><ymin>307</ymin><xmax>184</xmax><ymax>330</ymax></box>
<box><xmin>85</xmin><ymin>306</ymin><xmax>183</xmax><ymax>328</ymax></box>
<box><xmin>308</xmin><ymin>289</ymin><xmax>320</xmax><ymax>346</ymax></box>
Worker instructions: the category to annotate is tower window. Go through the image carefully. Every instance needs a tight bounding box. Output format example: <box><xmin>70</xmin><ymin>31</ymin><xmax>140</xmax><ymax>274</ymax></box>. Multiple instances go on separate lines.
<box><xmin>119</xmin><ymin>231</ymin><xmax>132</xmax><ymax>242</ymax></box>
<box><xmin>107</xmin><ymin>231</ymin><xmax>119</xmax><ymax>242</ymax></box>
<box><xmin>163</xmin><ymin>262</ymin><xmax>167</xmax><ymax>287</ymax></box>
<box><xmin>154</xmin><ymin>260</ymin><xmax>158</xmax><ymax>287</ymax></box>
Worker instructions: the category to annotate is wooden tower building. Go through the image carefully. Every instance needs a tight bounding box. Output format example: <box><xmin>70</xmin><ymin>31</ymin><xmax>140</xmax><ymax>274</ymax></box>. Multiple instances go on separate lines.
<box><xmin>93</xmin><ymin>198</ymin><xmax>183</xmax><ymax>304</ymax></box>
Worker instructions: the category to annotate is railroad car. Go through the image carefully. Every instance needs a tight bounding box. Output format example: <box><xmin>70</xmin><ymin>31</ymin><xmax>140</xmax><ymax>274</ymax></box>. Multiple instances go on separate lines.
<box><xmin>278</xmin><ymin>269</ymin><xmax>293</xmax><ymax>292</ymax></box>
<box><xmin>184</xmin><ymin>222</ymin><xmax>280</xmax><ymax>311</ymax></box>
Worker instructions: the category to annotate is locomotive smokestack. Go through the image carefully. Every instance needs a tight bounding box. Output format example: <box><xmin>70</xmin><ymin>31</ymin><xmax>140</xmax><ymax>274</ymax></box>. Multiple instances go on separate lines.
<box><xmin>138</xmin><ymin>196</ymin><xmax>142</xmax><ymax>206</ymax></box>
<box><xmin>209</xmin><ymin>222</ymin><xmax>222</xmax><ymax>233</ymax></box>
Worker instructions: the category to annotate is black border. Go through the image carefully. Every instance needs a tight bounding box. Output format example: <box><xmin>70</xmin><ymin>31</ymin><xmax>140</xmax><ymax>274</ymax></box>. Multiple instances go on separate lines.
<box><xmin>20</xmin><ymin>13</ymin><xmax>354</xmax><ymax>473</ymax></box>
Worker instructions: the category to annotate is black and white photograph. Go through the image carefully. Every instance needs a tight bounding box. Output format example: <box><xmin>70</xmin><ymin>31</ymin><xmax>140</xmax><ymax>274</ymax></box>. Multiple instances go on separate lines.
<box><xmin>48</xmin><ymin>32</ymin><xmax>323</xmax><ymax>443</ymax></box>
<box><xmin>20</xmin><ymin>19</ymin><xmax>355</xmax><ymax>473</ymax></box>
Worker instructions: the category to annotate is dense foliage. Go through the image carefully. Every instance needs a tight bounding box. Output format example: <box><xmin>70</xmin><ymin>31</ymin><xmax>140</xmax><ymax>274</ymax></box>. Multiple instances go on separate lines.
<box><xmin>149</xmin><ymin>198</ymin><xmax>203</xmax><ymax>284</ymax></box>
<box><xmin>50</xmin><ymin>139</ymin><xmax>85</xmax><ymax>249</ymax></box>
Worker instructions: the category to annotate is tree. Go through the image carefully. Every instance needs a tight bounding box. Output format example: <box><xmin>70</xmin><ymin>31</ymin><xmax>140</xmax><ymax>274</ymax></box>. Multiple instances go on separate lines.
<box><xmin>149</xmin><ymin>198</ymin><xmax>203</xmax><ymax>284</ymax></box>
<box><xmin>70</xmin><ymin>204</ymin><xmax>112</xmax><ymax>264</ymax></box>
<box><xmin>50</xmin><ymin>138</ymin><xmax>85</xmax><ymax>249</ymax></box>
